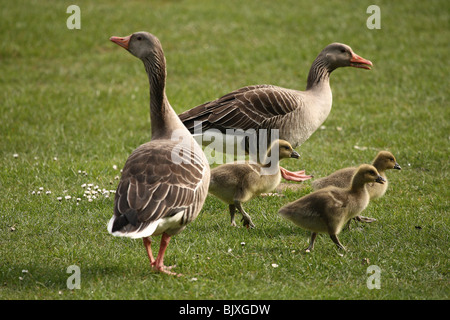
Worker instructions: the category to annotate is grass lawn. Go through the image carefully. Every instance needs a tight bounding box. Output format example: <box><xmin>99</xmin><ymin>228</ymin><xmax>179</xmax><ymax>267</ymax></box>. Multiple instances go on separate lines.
<box><xmin>0</xmin><ymin>0</ymin><xmax>448</xmax><ymax>300</ymax></box>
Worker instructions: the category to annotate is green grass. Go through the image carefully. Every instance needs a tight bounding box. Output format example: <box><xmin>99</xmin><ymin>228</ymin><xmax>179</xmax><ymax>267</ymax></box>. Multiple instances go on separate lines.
<box><xmin>0</xmin><ymin>0</ymin><xmax>448</xmax><ymax>300</ymax></box>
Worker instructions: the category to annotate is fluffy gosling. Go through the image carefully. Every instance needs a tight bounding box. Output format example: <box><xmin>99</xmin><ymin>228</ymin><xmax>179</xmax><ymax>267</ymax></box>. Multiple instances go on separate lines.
<box><xmin>312</xmin><ymin>151</ymin><xmax>401</xmax><ymax>223</ymax></box>
<box><xmin>278</xmin><ymin>164</ymin><xmax>385</xmax><ymax>251</ymax></box>
<box><xmin>209</xmin><ymin>139</ymin><xmax>300</xmax><ymax>228</ymax></box>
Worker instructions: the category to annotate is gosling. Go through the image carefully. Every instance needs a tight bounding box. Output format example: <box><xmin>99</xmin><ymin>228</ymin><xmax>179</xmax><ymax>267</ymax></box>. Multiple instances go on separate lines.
<box><xmin>278</xmin><ymin>164</ymin><xmax>385</xmax><ymax>252</ymax></box>
<box><xmin>209</xmin><ymin>139</ymin><xmax>300</xmax><ymax>228</ymax></box>
<box><xmin>312</xmin><ymin>151</ymin><xmax>401</xmax><ymax>223</ymax></box>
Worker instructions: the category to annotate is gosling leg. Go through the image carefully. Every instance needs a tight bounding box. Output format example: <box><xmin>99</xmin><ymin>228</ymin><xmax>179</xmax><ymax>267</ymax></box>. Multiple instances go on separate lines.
<box><xmin>330</xmin><ymin>234</ymin><xmax>346</xmax><ymax>251</ymax></box>
<box><xmin>229</xmin><ymin>204</ymin><xmax>237</xmax><ymax>227</ymax></box>
<box><xmin>305</xmin><ymin>232</ymin><xmax>317</xmax><ymax>252</ymax></box>
<box><xmin>234</xmin><ymin>200</ymin><xmax>255</xmax><ymax>229</ymax></box>
<box><xmin>345</xmin><ymin>219</ymin><xmax>353</xmax><ymax>230</ymax></box>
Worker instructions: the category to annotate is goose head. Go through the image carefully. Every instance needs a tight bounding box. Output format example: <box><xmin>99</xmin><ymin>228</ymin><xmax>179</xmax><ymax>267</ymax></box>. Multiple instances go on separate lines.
<box><xmin>373</xmin><ymin>151</ymin><xmax>402</xmax><ymax>171</ymax></box>
<box><xmin>320</xmin><ymin>43</ymin><xmax>373</xmax><ymax>71</ymax></box>
<box><xmin>110</xmin><ymin>31</ymin><xmax>163</xmax><ymax>60</ymax></box>
<box><xmin>356</xmin><ymin>164</ymin><xmax>386</xmax><ymax>185</ymax></box>
<box><xmin>268</xmin><ymin>139</ymin><xmax>300</xmax><ymax>160</ymax></box>
<box><xmin>280</xmin><ymin>140</ymin><xmax>300</xmax><ymax>159</ymax></box>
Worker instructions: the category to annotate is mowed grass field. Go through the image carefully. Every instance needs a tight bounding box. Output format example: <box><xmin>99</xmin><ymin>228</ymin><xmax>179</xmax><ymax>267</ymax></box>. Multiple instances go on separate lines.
<box><xmin>0</xmin><ymin>0</ymin><xmax>448</xmax><ymax>300</ymax></box>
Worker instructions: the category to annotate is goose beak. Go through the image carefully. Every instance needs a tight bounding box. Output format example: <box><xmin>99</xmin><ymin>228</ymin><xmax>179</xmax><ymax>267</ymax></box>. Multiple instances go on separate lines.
<box><xmin>394</xmin><ymin>162</ymin><xmax>402</xmax><ymax>170</ymax></box>
<box><xmin>350</xmin><ymin>53</ymin><xmax>373</xmax><ymax>70</ymax></box>
<box><xmin>110</xmin><ymin>35</ymin><xmax>131</xmax><ymax>50</ymax></box>
<box><xmin>290</xmin><ymin>150</ymin><xmax>300</xmax><ymax>159</ymax></box>
<box><xmin>375</xmin><ymin>175</ymin><xmax>386</xmax><ymax>184</ymax></box>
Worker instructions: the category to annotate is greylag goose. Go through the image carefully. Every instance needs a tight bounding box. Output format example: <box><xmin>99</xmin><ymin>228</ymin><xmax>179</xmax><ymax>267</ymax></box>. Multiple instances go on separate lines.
<box><xmin>278</xmin><ymin>164</ymin><xmax>385</xmax><ymax>252</ymax></box>
<box><xmin>312</xmin><ymin>151</ymin><xmax>401</xmax><ymax>223</ymax></box>
<box><xmin>179</xmin><ymin>43</ymin><xmax>372</xmax><ymax>181</ymax></box>
<box><xmin>107</xmin><ymin>32</ymin><xmax>210</xmax><ymax>276</ymax></box>
<box><xmin>208</xmin><ymin>139</ymin><xmax>299</xmax><ymax>228</ymax></box>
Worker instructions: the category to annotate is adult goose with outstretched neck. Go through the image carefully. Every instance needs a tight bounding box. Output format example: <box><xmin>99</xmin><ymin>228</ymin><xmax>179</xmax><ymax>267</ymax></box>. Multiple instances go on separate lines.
<box><xmin>208</xmin><ymin>139</ymin><xmax>300</xmax><ymax>228</ymax></box>
<box><xmin>107</xmin><ymin>32</ymin><xmax>210</xmax><ymax>276</ymax></box>
<box><xmin>179</xmin><ymin>43</ymin><xmax>372</xmax><ymax>181</ymax></box>
<box><xmin>278</xmin><ymin>164</ymin><xmax>385</xmax><ymax>252</ymax></box>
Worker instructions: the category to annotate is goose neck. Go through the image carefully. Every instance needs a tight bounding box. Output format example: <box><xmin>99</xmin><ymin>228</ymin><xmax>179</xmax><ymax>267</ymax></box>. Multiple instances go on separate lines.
<box><xmin>259</xmin><ymin>151</ymin><xmax>281</xmax><ymax>177</ymax></box>
<box><xmin>143</xmin><ymin>55</ymin><xmax>167</xmax><ymax>112</ymax></box>
<box><xmin>306</xmin><ymin>55</ymin><xmax>332</xmax><ymax>90</ymax></box>
<box><xmin>142</xmin><ymin>55</ymin><xmax>178</xmax><ymax>139</ymax></box>
<box><xmin>350</xmin><ymin>175</ymin><xmax>368</xmax><ymax>193</ymax></box>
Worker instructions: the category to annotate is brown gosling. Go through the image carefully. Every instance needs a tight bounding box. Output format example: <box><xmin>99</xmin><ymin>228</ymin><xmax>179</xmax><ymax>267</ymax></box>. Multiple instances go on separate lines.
<box><xmin>311</xmin><ymin>151</ymin><xmax>401</xmax><ymax>223</ymax></box>
<box><xmin>208</xmin><ymin>139</ymin><xmax>300</xmax><ymax>228</ymax></box>
<box><xmin>278</xmin><ymin>164</ymin><xmax>385</xmax><ymax>252</ymax></box>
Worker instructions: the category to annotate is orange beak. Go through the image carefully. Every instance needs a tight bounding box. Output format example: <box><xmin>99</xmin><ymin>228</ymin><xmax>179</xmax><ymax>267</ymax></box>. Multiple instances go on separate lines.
<box><xmin>350</xmin><ymin>53</ymin><xmax>373</xmax><ymax>70</ymax></box>
<box><xmin>110</xmin><ymin>35</ymin><xmax>131</xmax><ymax>50</ymax></box>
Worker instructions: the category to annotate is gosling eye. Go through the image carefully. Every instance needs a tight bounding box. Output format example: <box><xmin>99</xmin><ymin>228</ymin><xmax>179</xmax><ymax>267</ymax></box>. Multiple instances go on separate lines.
<box><xmin>136</xmin><ymin>36</ymin><xmax>142</xmax><ymax>41</ymax></box>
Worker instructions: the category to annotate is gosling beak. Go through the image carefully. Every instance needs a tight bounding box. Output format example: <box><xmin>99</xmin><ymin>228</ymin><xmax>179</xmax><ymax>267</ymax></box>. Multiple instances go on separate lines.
<box><xmin>110</xmin><ymin>35</ymin><xmax>131</xmax><ymax>50</ymax></box>
<box><xmin>290</xmin><ymin>150</ymin><xmax>300</xmax><ymax>159</ymax></box>
<box><xmin>375</xmin><ymin>175</ymin><xmax>386</xmax><ymax>184</ymax></box>
<box><xmin>350</xmin><ymin>52</ymin><xmax>373</xmax><ymax>70</ymax></box>
<box><xmin>394</xmin><ymin>162</ymin><xmax>402</xmax><ymax>170</ymax></box>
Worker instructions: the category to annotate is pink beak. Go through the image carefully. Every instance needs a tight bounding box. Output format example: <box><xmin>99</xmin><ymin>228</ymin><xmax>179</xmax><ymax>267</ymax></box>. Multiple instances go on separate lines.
<box><xmin>350</xmin><ymin>53</ymin><xmax>373</xmax><ymax>70</ymax></box>
<box><xmin>110</xmin><ymin>35</ymin><xmax>131</xmax><ymax>50</ymax></box>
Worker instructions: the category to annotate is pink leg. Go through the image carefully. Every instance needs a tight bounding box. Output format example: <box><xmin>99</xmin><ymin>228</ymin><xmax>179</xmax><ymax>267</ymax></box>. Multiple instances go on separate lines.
<box><xmin>152</xmin><ymin>233</ymin><xmax>181</xmax><ymax>277</ymax></box>
<box><xmin>143</xmin><ymin>237</ymin><xmax>156</xmax><ymax>266</ymax></box>
<box><xmin>280</xmin><ymin>167</ymin><xmax>313</xmax><ymax>182</ymax></box>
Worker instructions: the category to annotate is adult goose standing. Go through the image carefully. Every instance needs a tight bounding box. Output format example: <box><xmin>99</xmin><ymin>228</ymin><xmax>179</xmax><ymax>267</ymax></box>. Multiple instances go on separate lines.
<box><xmin>278</xmin><ymin>164</ymin><xmax>385</xmax><ymax>252</ymax></box>
<box><xmin>312</xmin><ymin>151</ymin><xmax>401</xmax><ymax>223</ymax></box>
<box><xmin>107</xmin><ymin>32</ymin><xmax>210</xmax><ymax>276</ymax></box>
<box><xmin>179</xmin><ymin>43</ymin><xmax>372</xmax><ymax>181</ymax></box>
<box><xmin>209</xmin><ymin>139</ymin><xmax>299</xmax><ymax>228</ymax></box>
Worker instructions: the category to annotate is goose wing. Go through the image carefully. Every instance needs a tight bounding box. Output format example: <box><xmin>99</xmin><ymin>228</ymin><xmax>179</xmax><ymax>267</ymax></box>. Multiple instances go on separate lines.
<box><xmin>179</xmin><ymin>85</ymin><xmax>303</xmax><ymax>134</ymax></box>
<box><xmin>113</xmin><ymin>141</ymin><xmax>207</xmax><ymax>233</ymax></box>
